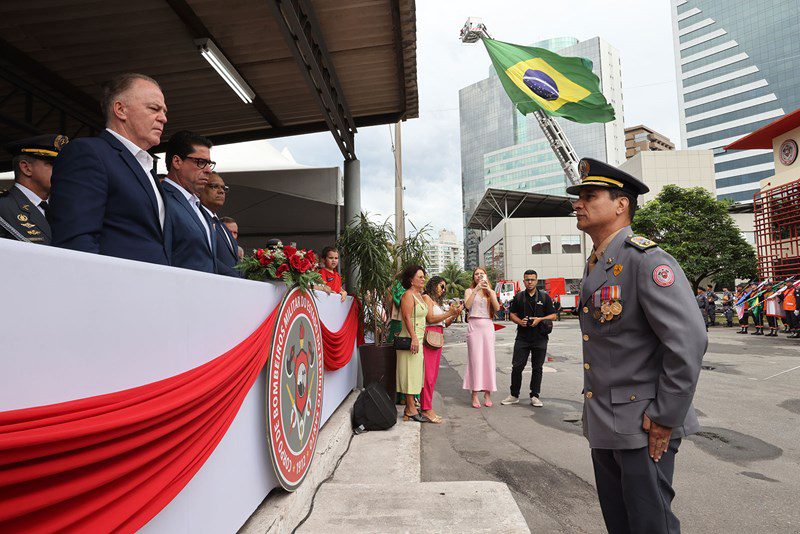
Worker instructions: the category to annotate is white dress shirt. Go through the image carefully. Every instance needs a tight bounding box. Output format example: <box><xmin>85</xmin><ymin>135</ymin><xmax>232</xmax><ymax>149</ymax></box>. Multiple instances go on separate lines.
<box><xmin>105</xmin><ymin>128</ymin><xmax>165</xmax><ymax>228</ymax></box>
<box><xmin>202</xmin><ymin>205</ymin><xmax>234</xmax><ymax>252</ymax></box>
<box><xmin>15</xmin><ymin>183</ymin><xmax>46</xmax><ymax>216</ymax></box>
<box><xmin>164</xmin><ymin>178</ymin><xmax>212</xmax><ymax>248</ymax></box>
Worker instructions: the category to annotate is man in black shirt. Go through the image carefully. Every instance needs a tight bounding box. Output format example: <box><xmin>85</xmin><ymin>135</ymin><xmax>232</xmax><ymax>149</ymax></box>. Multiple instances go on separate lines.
<box><xmin>502</xmin><ymin>270</ymin><xmax>557</xmax><ymax>407</ymax></box>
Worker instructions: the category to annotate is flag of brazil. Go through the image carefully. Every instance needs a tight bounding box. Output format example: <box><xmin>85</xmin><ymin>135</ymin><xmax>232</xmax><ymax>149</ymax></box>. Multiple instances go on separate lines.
<box><xmin>482</xmin><ymin>37</ymin><xmax>615</xmax><ymax>124</ymax></box>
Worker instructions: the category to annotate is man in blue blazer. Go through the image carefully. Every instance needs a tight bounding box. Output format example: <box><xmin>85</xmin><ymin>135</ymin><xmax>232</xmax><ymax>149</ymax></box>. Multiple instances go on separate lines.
<box><xmin>199</xmin><ymin>172</ymin><xmax>242</xmax><ymax>277</ymax></box>
<box><xmin>48</xmin><ymin>73</ymin><xmax>171</xmax><ymax>265</ymax></box>
<box><xmin>161</xmin><ymin>130</ymin><xmax>218</xmax><ymax>274</ymax></box>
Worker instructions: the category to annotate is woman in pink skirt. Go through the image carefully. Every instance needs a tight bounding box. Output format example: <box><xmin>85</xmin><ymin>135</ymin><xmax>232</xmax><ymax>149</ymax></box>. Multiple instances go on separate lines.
<box><xmin>463</xmin><ymin>267</ymin><xmax>500</xmax><ymax>408</ymax></box>
<box><xmin>421</xmin><ymin>276</ymin><xmax>462</xmax><ymax>424</ymax></box>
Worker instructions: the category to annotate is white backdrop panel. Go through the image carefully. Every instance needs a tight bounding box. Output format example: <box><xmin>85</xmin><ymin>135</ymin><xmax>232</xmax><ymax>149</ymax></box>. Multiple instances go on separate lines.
<box><xmin>0</xmin><ymin>239</ymin><xmax>357</xmax><ymax>532</ymax></box>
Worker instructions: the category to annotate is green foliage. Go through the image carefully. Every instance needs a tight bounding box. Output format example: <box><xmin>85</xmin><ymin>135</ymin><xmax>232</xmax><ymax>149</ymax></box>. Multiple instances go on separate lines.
<box><xmin>440</xmin><ymin>261</ymin><xmax>472</xmax><ymax>299</ymax></box>
<box><xmin>632</xmin><ymin>185</ymin><xmax>757</xmax><ymax>291</ymax></box>
<box><xmin>391</xmin><ymin>220</ymin><xmax>432</xmax><ymax>271</ymax></box>
<box><xmin>337</xmin><ymin>213</ymin><xmax>394</xmax><ymax>343</ymax></box>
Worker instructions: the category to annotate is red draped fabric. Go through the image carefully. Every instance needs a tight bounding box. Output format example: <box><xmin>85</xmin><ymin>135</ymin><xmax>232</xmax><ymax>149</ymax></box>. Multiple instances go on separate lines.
<box><xmin>321</xmin><ymin>299</ymin><xmax>359</xmax><ymax>371</ymax></box>
<box><xmin>0</xmin><ymin>299</ymin><xmax>359</xmax><ymax>533</ymax></box>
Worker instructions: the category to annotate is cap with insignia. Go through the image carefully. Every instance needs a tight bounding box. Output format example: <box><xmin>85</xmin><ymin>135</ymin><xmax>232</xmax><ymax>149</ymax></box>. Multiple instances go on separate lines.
<box><xmin>566</xmin><ymin>157</ymin><xmax>649</xmax><ymax>197</ymax></box>
<box><xmin>5</xmin><ymin>134</ymin><xmax>69</xmax><ymax>161</ymax></box>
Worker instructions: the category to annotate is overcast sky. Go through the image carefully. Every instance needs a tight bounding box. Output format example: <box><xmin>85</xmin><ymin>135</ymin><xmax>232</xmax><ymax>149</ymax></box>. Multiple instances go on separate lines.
<box><xmin>240</xmin><ymin>1</ymin><xmax>680</xmax><ymax>241</ymax></box>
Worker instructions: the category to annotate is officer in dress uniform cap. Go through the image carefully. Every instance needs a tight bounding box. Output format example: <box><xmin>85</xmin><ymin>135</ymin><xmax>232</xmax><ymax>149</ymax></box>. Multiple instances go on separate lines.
<box><xmin>0</xmin><ymin>134</ymin><xmax>68</xmax><ymax>244</ymax></box>
<box><xmin>566</xmin><ymin>157</ymin><xmax>650</xmax><ymax>197</ymax></box>
<box><xmin>5</xmin><ymin>134</ymin><xmax>69</xmax><ymax>161</ymax></box>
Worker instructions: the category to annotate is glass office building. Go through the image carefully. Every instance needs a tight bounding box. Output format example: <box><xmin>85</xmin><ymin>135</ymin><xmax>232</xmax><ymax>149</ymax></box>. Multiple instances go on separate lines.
<box><xmin>459</xmin><ymin>37</ymin><xmax>625</xmax><ymax>269</ymax></box>
<box><xmin>671</xmin><ymin>0</ymin><xmax>800</xmax><ymax>202</ymax></box>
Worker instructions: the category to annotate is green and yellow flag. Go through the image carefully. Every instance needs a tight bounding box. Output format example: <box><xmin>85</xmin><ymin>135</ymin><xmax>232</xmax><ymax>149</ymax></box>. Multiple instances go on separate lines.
<box><xmin>482</xmin><ymin>37</ymin><xmax>615</xmax><ymax>124</ymax></box>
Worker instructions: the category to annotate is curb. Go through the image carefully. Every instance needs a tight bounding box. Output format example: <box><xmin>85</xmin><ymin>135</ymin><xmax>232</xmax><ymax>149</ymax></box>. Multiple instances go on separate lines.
<box><xmin>239</xmin><ymin>390</ymin><xmax>358</xmax><ymax>533</ymax></box>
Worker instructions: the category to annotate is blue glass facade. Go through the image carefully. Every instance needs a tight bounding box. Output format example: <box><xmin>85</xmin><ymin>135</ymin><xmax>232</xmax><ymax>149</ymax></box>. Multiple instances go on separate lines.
<box><xmin>673</xmin><ymin>0</ymin><xmax>800</xmax><ymax>202</ymax></box>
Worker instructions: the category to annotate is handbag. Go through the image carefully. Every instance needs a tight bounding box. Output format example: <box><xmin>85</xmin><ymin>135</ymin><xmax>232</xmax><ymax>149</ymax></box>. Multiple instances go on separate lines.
<box><xmin>393</xmin><ymin>295</ymin><xmax>418</xmax><ymax>351</ymax></box>
<box><xmin>423</xmin><ymin>328</ymin><xmax>444</xmax><ymax>349</ymax></box>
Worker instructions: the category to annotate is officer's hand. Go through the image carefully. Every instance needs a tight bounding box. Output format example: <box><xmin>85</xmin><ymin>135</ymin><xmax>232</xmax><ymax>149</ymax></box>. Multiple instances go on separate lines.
<box><xmin>643</xmin><ymin>414</ymin><xmax>673</xmax><ymax>462</ymax></box>
<box><xmin>530</xmin><ymin>317</ymin><xmax>541</xmax><ymax>327</ymax></box>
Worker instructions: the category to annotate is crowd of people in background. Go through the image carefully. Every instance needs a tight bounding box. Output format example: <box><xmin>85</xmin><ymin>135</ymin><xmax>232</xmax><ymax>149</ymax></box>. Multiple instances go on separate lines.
<box><xmin>695</xmin><ymin>279</ymin><xmax>800</xmax><ymax>339</ymax></box>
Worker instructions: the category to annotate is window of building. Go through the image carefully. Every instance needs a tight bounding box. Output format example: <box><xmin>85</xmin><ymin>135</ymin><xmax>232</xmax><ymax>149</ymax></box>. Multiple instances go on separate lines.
<box><xmin>531</xmin><ymin>235</ymin><xmax>551</xmax><ymax>254</ymax></box>
<box><xmin>561</xmin><ymin>235</ymin><xmax>581</xmax><ymax>254</ymax></box>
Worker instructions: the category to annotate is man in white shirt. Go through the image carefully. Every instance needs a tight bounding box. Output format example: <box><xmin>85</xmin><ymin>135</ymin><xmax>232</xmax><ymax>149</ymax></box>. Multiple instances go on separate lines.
<box><xmin>0</xmin><ymin>134</ymin><xmax>69</xmax><ymax>244</ymax></box>
<box><xmin>48</xmin><ymin>73</ymin><xmax>171</xmax><ymax>265</ymax></box>
<box><xmin>161</xmin><ymin>130</ymin><xmax>218</xmax><ymax>274</ymax></box>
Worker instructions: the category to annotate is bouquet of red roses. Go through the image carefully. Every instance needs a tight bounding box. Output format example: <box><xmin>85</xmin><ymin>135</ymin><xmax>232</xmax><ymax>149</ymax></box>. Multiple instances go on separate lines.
<box><xmin>238</xmin><ymin>241</ymin><xmax>324</xmax><ymax>289</ymax></box>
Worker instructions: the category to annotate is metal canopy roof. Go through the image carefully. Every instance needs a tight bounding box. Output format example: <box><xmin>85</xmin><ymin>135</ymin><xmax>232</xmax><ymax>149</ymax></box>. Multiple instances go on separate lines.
<box><xmin>0</xmin><ymin>0</ymin><xmax>418</xmax><ymax>170</ymax></box>
<box><xmin>467</xmin><ymin>188</ymin><xmax>575</xmax><ymax>231</ymax></box>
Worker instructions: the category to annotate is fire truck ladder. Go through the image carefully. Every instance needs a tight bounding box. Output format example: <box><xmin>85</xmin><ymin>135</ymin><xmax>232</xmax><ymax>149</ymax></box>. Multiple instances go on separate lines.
<box><xmin>459</xmin><ymin>18</ymin><xmax>581</xmax><ymax>187</ymax></box>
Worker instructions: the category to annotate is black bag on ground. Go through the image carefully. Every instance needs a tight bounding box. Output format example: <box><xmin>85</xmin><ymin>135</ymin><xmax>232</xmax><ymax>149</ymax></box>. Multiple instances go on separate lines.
<box><xmin>353</xmin><ymin>382</ymin><xmax>397</xmax><ymax>431</ymax></box>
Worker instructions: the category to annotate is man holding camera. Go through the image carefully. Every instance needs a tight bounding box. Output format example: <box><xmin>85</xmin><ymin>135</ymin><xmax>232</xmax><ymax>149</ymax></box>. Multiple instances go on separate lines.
<box><xmin>501</xmin><ymin>269</ymin><xmax>557</xmax><ymax>407</ymax></box>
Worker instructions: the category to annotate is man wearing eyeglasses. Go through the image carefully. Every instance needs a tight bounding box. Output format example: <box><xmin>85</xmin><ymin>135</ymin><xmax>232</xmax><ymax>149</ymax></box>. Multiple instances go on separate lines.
<box><xmin>161</xmin><ymin>130</ymin><xmax>217</xmax><ymax>274</ymax></box>
<box><xmin>49</xmin><ymin>73</ymin><xmax>171</xmax><ymax>265</ymax></box>
<box><xmin>199</xmin><ymin>172</ymin><xmax>241</xmax><ymax>277</ymax></box>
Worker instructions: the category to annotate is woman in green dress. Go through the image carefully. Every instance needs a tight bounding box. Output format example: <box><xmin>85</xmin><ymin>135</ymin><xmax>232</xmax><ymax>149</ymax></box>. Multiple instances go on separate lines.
<box><xmin>396</xmin><ymin>264</ymin><xmax>429</xmax><ymax>422</ymax></box>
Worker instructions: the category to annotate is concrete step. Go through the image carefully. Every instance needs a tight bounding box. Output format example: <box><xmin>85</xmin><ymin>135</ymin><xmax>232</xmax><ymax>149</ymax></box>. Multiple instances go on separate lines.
<box><xmin>296</xmin><ymin>480</ymin><xmax>529</xmax><ymax>533</ymax></box>
<box><xmin>334</xmin><ymin>409</ymin><xmax>420</xmax><ymax>485</ymax></box>
<box><xmin>297</xmin><ymin>409</ymin><xmax>529</xmax><ymax>533</ymax></box>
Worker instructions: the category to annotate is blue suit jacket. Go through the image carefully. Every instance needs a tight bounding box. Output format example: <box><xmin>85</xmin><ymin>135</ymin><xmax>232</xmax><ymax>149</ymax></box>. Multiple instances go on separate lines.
<box><xmin>161</xmin><ymin>181</ymin><xmax>216</xmax><ymax>274</ymax></box>
<box><xmin>211</xmin><ymin>215</ymin><xmax>242</xmax><ymax>277</ymax></box>
<box><xmin>48</xmin><ymin>130</ymin><xmax>171</xmax><ymax>265</ymax></box>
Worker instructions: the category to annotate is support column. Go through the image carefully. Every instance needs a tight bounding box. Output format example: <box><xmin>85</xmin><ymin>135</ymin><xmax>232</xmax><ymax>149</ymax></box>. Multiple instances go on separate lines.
<box><xmin>343</xmin><ymin>157</ymin><xmax>362</xmax><ymax>386</ymax></box>
<box><xmin>343</xmin><ymin>157</ymin><xmax>361</xmax><ymax>287</ymax></box>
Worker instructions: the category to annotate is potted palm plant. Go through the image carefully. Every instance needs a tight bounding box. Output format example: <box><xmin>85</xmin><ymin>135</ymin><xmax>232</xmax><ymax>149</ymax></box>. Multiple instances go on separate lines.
<box><xmin>337</xmin><ymin>213</ymin><xmax>395</xmax><ymax>394</ymax></box>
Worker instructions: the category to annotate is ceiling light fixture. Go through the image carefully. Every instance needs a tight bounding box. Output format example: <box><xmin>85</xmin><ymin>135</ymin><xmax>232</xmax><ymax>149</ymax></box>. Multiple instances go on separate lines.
<box><xmin>195</xmin><ymin>38</ymin><xmax>255</xmax><ymax>104</ymax></box>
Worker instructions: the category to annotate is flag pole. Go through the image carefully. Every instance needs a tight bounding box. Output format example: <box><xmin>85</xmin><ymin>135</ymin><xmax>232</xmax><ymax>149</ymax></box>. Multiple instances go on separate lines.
<box><xmin>394</xmin><ymin>121</ymin><xmax>405</xmax><ymax>251</ymax></box>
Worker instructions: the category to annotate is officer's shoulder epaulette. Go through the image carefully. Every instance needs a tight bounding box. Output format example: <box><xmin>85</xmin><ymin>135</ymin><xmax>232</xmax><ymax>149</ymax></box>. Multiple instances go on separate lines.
<box><xmin>0</xmin><ymin>188</ymin><xmax>10</xmax><ymax>198</ymax></box>
<box><xmin>625</xmin><ymin>235</ymin><xmax>658</xmax><ymax>251</ymax></box>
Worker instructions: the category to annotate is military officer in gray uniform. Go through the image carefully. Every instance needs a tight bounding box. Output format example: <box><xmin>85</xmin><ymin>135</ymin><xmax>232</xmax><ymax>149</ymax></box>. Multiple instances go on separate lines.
<box><xmin>568</xmin><ymin>158</ymin><xmax>707</xmax><ymax>534</ymax></box>
<box><xmin>0</xmin><ymin>134</ymin><xmax>69</xmax><ymax>244</ymax></box>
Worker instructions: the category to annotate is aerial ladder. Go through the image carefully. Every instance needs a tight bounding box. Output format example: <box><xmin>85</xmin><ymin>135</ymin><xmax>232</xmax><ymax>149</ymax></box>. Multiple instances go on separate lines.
<box><xmin>460</xmin><ymin>18</ymin><xmax>581</xmax><ymax>187</ymax></box>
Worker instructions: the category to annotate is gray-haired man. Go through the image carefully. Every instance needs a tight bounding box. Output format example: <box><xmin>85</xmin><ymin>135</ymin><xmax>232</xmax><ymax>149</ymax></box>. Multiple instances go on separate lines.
<box><xmin>568</xmin><ymin>158</ymin><xmax>707</xmax><ymax>534</ymax></box>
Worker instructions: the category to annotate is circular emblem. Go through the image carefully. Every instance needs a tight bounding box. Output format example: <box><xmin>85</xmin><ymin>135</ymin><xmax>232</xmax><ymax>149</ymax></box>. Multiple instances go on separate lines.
<box><xmin>17</xmin><ymin>214</ymin><xmax>28</xmax><ymax>222</ymax></box>
<box><xmin>652</xmin><ymin>265</ymin><xmax>675</xmax><ymax>287</ymax></box>
<box><xmin>266</xmin><ymin>286</ymin><xmax>324</xmax><ymax>491</ymax></box>
<box><xmin>779</xmin><ymin>139</ymin><xmax>797</xmax><ymax>166</ymax></box>
<box><xmin>54</xmin><ymin>135</ymin><xmax>69</xmax><ymax>151</ymax></box>
<box><xmin>579</xmin><ymin>159</ymin><xmax>590</xmax><ymax>178</ymax></box>
<box><xmin>522</xmin><ymin>69</ymin><xmax>559</xmax><ymax>101</ymax></box>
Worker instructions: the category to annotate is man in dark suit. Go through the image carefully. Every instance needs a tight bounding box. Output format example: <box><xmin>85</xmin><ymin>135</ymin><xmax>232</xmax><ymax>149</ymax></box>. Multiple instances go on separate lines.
<box><xmin>0</xmin><ymin>134</ymin><xmax>68</xmax><ymax>244</ymax></box>
<box><xmin>161</xmin><ymin>130</ymin><xmax>218</xmax><ymax>274</ymax></box>
<box><xmin>198</xmin><ymin>172</ymin><xmax>241</xmax><ymax>277</ymax></box>
<box><xmin>48</xmin><ymin>73</ymin><xmax>170</xmax><ymax>265</ymax></box>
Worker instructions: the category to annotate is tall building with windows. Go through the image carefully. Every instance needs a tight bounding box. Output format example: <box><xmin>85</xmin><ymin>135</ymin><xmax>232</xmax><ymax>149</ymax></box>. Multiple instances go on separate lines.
<box><xmin>671</xmin><ymin>0</ymin><xmax>800</xmax><ymax>202</ymax></box>
<box><xmin>425</xmin><ymin>229</ymin><xmax>464</xmax><ymax>276</ymax></box>
<box><xmin>460</xmin><ymin>36</ymin><xmax>625</xmax><ymax>269</ymax></box>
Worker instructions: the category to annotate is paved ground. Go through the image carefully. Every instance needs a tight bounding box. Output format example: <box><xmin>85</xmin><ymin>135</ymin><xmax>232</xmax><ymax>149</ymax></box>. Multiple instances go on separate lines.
<box><xmin>422</xmin><ymin>318</ymin><xmax>800</xmax><ymax>533</ymax></box>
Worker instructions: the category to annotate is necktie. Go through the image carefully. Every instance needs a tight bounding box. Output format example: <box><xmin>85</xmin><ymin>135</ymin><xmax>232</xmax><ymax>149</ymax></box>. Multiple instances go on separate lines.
<box><xmin>196</xmin><ymin>201</ymin><xmax>214</xmax><ymax>249</ymax></box>
<box><xmin>214</xmin><ymin>215</ymin><xmax>234</xmax><ymax>253</ymax></box>
<box><xmin>39</xmin><ymin>200</ymin><xmax>49</xmax><ymax>214</ymax></box>
<box><xmin>587</xmin><ymin>252</ymin><xmax>599</xmax><ymax>273</ymax></box>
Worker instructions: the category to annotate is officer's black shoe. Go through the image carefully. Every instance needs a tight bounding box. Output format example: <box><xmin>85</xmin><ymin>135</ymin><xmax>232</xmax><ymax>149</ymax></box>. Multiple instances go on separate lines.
<box><xmin>752</xmin><ymin>329</ymin><xmax>764</xmax><ymax>336</ymax></box>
